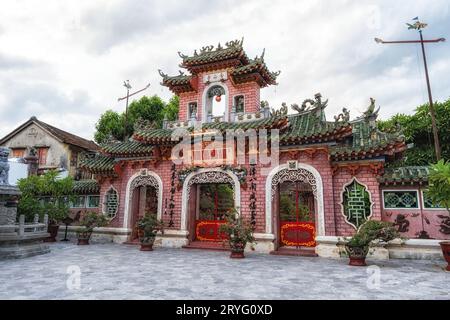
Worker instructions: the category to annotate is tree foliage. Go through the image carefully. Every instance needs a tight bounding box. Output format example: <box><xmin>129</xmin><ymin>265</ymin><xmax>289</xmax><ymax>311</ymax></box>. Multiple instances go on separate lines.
<box><xmin>94</xmin><ymin>94</ymin><xmax>179</xmax><ymax>144</ymax></box>
<box><xmin>427</xmin><ymin>160</ymin><xmax>450</xmax><ymax>213</ymax></box>
<box><xmin>378</xmin><ymin>99</ymin><xmax>450</xmax><ymax>166</ymax></box>
<box><xmin>17</xmin><ymin>170</ymin><xmax>74</xmax><ymax>223</ymax></box>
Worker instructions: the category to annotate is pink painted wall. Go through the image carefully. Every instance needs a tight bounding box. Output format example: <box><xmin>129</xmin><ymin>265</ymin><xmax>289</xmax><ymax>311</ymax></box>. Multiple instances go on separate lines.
<box><xmin>380</xmin><ymin>186</ymin><xmax>450</xmax><ymax>240</ymax></box>
<box><xmin>178</xmin><ymin>70</ymin><xmax>261</xmax><ymax>121</ymax></box>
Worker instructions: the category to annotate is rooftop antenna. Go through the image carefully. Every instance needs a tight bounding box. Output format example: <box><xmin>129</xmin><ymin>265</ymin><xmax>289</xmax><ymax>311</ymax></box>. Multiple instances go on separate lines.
<box><xmin>375</xmin><ymin>17</ymin><xmax>445</xmax><ymax>160</ymax></box>
<box><xmin>118</xmin><ymin>81</ymin><xmax>151</xmax><ymax>139</ymax></box>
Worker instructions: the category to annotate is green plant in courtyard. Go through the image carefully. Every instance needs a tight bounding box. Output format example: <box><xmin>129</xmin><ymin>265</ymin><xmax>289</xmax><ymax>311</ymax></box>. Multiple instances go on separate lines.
<box><xmin>137</xmin><ymin>213</ymin><xmax>165</xmax><ymax>244</ymax></box>
<box><xmin>17</xmin><ymin>170</ymin><xmax>74</xmax><ymax>224</ymax></box>
<box><xmin>219</xmin><ymin>208</ymin><xmax>256</xmax><ymax>252</ymax></box>
<box><xmin>78</xmin><ymin>211</ymin><xmax>109</xmax><ymax>233</ymax></box>
<box><xmin>427</xmin><ymin>160</ymin><xmax>450</xmax><ymax>214</ymax></box>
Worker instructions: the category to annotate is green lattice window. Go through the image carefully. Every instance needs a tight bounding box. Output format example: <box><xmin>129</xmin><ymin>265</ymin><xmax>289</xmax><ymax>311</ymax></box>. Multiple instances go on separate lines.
<box><xmin>87</xmin><ymin>195</ymin><xmax>100</xmax><ymax>208</ymax></box>
<box><xmin>342</xmin><ymin>179</ymin><xmax>372</xmax><ymax>229</ymax></box>
<box><xmin>383</xmin><ymin>191</ymin><xmax>418</xmax><ymax>209</ymax></box>
<box><xmin>422</xmin><ymin>190</ymin><xmax>444</xmax><ymax>209</ymax></box>
<box><xmin>70</xmin><ymin>196</ymin><xmax>86</xmax><ymax>208</ymax></box>
<box><xmin>103</xmin><ymin>188</ymin><xmax>119</xmax><ymax>219</ymax></box>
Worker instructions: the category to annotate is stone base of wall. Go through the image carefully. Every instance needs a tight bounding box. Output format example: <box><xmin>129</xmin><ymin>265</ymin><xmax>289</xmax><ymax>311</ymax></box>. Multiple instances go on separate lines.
<box><xmin>57</xmin><ymin>227</ymin><xmax>131</xmax><ymax>244</ymax></box>
<box><xmin>252</xmin><ymin>233</ymin><xmax>275</xmax><ymax>253</ymax></box>
<box><xmin>155</xmin><ymin>230</ymin><xmax>189</xmax><ymax>248</ymax></box>
<box><xmin>316</xmin><ymin>236</ymin><xmax>445</xmax><ymax>261</ymax></box>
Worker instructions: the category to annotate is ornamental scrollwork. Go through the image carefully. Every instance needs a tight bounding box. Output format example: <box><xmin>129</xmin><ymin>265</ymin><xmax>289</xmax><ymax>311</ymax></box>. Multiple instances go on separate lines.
<box><xmin>186</xmin><ymin>171</ymin><xmax>235</xmax><ymax>204</ymax></box>
<box><xmin>271</xmin><ymin>168</ymin><xmax>318</xmax><ymax>199</ymax></box>
<box><xmin>129</xmin><ymin>174</ymin><xmax>160</xmax><ymax>207</ymax></box>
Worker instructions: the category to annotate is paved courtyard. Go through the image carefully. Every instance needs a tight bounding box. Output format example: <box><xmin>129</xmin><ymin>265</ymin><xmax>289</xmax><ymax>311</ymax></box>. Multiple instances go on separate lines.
<box><xmin>0</xmin><ymin>243</ymin><xmax>448</xmax><ymax>300</ymax></box>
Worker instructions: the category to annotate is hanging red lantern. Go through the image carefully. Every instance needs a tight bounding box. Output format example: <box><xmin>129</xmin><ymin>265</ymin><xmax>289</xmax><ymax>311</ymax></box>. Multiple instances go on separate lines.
<box><xmin>215</xmin><ymin>95</ymin><xmax>221</xmax><ymax>102</ymax></box>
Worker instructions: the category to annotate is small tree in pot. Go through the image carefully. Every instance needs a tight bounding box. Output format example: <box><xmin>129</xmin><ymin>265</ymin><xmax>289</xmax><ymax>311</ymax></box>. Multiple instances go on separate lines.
<box><xmin>137</xmin><ymin>213</ymin><xmax>164</xmax><ymax>251</ymax></box>
<box><xmin>427</xmin><ymin>160</ymin><xmax>450</xmax><ymax>271</ymax></box>
<box><xmin>344</xmin><ymin>220</ymin><xmax>400</xmax><ymax>266</ymax></box>
<box><xmin>76</xmin><ymin>212</ymin><xmax>108</xmax><ymax>245</ymax></box>
<box><xmin>219</xmin><ymin>209</ymin><xmax>256</xmax><ymax>259</ymax></box>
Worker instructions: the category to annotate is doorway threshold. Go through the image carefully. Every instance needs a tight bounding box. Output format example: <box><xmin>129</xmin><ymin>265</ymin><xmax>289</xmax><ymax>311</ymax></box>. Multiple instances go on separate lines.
<box><xmin>270</xmin><ymin>246</ymin><xmax>318</xmax><ymax>257</ymax></box>
<box><xmin>183</xmin><ymin>241</ymin><xmax>230</xmax><ymax>251</ymax></box>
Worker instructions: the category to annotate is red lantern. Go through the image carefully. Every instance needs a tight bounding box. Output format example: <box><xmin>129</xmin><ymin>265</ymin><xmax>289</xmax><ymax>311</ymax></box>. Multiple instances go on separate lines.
<box><xmin>215</xmin><ymin>95</ymin><xmax>221</xmax><ymax>102</ymax></box>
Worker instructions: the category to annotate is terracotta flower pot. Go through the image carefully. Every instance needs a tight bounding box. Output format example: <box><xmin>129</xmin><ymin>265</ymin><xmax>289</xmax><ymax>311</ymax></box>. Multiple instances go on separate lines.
<box><xmin>139</xmin><ymin>237</ymin><xmax>155</xmax><ymax>251</ymax></box>
<box><xmin>230</xmin><ymin>242</ymin><xmax>246</xmax><ymax>259</ymax></box>
<box><xmin>45</xmin><ymin>224</ymin><xmax>60</xmax><ymax>242</ymax></box>
<box><xmin>345</xmin><ymin>244</ymin><xmax>369</xmax><ymax>267</ymax></box>
<box><xmin>140</xmin><ymin>243</ymin><xmax>154</xmax><ymax>251</ymax></box>
<box><xmin>440</xmin><ymin>241</ymin><xmax>450</xmax><ymax>271</ymax></box>
<box><xmin>77</xmin><ymin>231</ymin><xmax>92</xmax><ymax>245</ymax></box>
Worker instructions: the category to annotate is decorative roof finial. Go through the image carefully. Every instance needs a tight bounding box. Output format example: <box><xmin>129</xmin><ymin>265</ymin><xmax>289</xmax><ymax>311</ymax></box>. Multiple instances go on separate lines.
<box><xmin>178</xmin><ymin>51</ymin><xmax>187</xmax><ymax>59</ymax></box>
<box><xmin>158</xmin><ymin>69</ymin><xmax>168</xmax><ymax>79</ymax></box>
<box><xmin>261</xmin><ymin>48</ymin><xmax>265</xmax><ymax>60</ymax></box>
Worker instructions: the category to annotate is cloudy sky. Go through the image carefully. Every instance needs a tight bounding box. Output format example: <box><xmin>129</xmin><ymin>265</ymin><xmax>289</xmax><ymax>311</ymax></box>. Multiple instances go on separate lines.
<box><xmin>0</xmin><ymin>0</ymin><xmax>449</xmax><ymax>141</ymax></box>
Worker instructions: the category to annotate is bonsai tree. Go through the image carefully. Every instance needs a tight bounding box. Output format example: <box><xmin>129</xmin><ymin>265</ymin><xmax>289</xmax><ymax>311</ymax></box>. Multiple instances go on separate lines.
<box><xmin>427</xmin><ymin>160</ymin><xmax>450</xmax><ymax>271</ymax></box>
<box><xmin>344</xmin><ymin>220</ymin><xmax>400</xmax><ymax>266</ymax></box>
<box><xmin>137</xmin><ymin>213</ymin><xmax>164</xmax><ymax>251</ymax></box>
<box><xmin>219</xmin><ymin>208</ymin><xmax>256</xmax><ymax>259</ymax></box>
<box><xmin>17</xmin><ymin>170</ymin><xmax>74</xmax><ymax>241</ymax></box>
<box><xmin>76</xmin><ymin>211</ymin><xmax>108</xmax><ymax>245</ymax></box>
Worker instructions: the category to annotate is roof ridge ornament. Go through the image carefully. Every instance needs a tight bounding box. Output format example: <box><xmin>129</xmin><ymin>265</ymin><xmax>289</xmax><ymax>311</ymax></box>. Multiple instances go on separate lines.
<box><xmin>362</xmin><ymin>97</ymin><xmax>380</xmax><ymax>123</ymax></box>
<box><xmin>158</xmin><ymin>69</ymin><xmax>168</xmax><ymax>79</ymax></box>
<box><xmin>178</xmin><ymin>51</ymin><xmax>187</xmax><ymax>59</ymax></box>
<box><xmin>334</xmin><ymin>108</ymin><xmax>350</xmax><ymax>123</ymax></box>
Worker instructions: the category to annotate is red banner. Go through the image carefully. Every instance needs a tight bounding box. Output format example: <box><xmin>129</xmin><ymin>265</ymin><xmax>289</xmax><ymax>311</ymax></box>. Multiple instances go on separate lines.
<box><xmin>195</xmin><ymin>220</ymin><xmax>227</xmax><ymax>242</ymax></box>
<box><xmin>280</xmin><ymin>222</ymin><xmax>316</xmax><ymax>247</ymax></box>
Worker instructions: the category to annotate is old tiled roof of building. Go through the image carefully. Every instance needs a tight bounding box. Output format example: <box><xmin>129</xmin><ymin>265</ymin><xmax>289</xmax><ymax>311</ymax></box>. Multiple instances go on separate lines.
<box><xmin>133</xmin><ymin>116</ymin><xmax>288</xmax><ymax>143</ymax></box>
<box><xmin>180</xmin><ymin>39</ymin><xmax>250</xmax><ymax>72</ymax></box>
<box><xmin>281</xmin><ymin>113</ymin><xmax>352</xmax><ymax>145</ymax></box>
<box><xmin>73</xmin><ymin>179</ymin><xmax>100</xmax><ymax>194</ymax></box>
<box><xmin>231</xmin><ymin>58</ymin><xmax>280</xmax><ymax>87</ymax></box>
<box><xmin>330</xmin><ymin>120</ymin><xmax>406</xmax><ymax>161</ymax></box>
<box><xmin>160</xmin><ymin>39</ymin><xmax>280</xmax><ymax>93</ymax></box>
<box><xmin>378</xmin><ymin>166</ymin><xmax>430</xmax><ymax>185</ymax></box>
<box><xmin>79</xmin><ymin>153</ymin><xmax>115</xmax><ymax>175</ymax></box>
<box><xmin>0</xmin><ymin>116</ymin><xmax>99</xmax><ymax>151</ymax></box>
<box><xmin>101</xmin><ymin>140</ymin><xmax>154</xmax><ymax>157</ymax></box>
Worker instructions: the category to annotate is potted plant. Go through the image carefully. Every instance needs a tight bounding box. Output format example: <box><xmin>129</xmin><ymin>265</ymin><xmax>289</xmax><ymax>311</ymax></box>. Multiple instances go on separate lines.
<box><xmin>344</xmin><ymin>220</ymin><xmax>400</xmax><ymax>266</ymax></box>
<box><xmin>76</xmin><ymin>212</ymin><xmax>108</xmax><ymax>245</ymax></box>
<box><xmin>427</xmin><ymin>160</ymin><xmax>450</xmax><ymax>271</ymax></box>
<box><xmin>137</xmin><ymin>213</ymin><xmax>164</xmax><ymax>251</ymax></box>
<box><xmin>219</xmin><ymin>209</ymin><xmax>256</xmax><ymax>259</ymax></box>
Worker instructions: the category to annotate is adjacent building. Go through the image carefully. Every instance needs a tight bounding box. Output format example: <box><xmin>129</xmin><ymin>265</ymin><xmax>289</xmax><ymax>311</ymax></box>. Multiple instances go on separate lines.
<box><xmin>0</xmin><ymin>116</ymin><xmax>99</xmax><ymax>179</ymax></box>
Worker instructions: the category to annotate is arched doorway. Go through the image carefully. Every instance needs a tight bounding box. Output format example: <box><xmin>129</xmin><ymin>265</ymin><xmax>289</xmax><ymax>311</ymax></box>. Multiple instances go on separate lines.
<box><xmin>123</xmin><ymin>171</ymin><xmax>163</xmax><ymax>242</ymax></box>
<box><xmin>265</xmin><ymin>164</ymin><xmax>324</xmax><ymax>253</ymax></box>
<box><xmin>181</xmin><ymin>169</ymin><xmax>241</xmax><ymax>244</ymax></box>
<box><xmin>202</xmin><ymin>84</ymin><xmax>228</xmax><ymax>122</ymax></box>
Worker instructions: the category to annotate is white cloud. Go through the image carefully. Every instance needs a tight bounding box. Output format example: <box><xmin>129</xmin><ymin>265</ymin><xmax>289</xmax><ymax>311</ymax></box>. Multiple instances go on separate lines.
<box><xmin>0</xmin><ymin>0</ymin><xmax>449</xmax><ymax>140</ymax></box>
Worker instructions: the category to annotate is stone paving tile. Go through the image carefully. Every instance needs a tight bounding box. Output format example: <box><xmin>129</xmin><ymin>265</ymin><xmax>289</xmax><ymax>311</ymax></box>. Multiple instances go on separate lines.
<box><xmin>0</xmin><ymin>243</ymin><xmax>448</xmax><ymax>300</ymax></box>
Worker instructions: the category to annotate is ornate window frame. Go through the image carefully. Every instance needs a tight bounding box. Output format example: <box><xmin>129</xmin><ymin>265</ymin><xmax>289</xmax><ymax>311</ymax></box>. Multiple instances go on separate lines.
<box><xmin>103</xmin><ymin>186</ymin><xmax>119</xmax><ymax>219</ymax></box>
<box><xmin>382</xmin><ymin>189</ymin><xmax>420</xmax><ymax>210</ymax></box>
<box><xmin>187</xmin><ymin>101</ymin><xmax>198</xmax><ymax>120</ymax></box>
<box><xmin>421</xmin><ymin>189</ymin><xmax>445</xmax><ymax>210</ymax></box>
<box><xmin>233</xmin><ymin>94</ymin><xmax>245</xmax><ymax>114</ymax></box>
<box><xmin>340</xmin><ymin>178</ymin><xmax>374</xmax><ymax>230</ymax></box>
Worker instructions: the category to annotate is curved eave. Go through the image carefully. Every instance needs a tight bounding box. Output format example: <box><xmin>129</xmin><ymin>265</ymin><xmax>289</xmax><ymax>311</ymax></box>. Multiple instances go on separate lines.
<box><xmin>331</xmin><ymin>141</ymin><xmax>407</xmax><ymax>161</ymax></box>
<box><xmin>280</xmin><ymin>126</ymin><xmax>353</xmax><ymax>146</ymax></box>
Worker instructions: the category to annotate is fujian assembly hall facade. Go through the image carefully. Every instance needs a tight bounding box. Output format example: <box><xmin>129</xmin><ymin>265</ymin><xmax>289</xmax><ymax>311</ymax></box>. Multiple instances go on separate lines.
<box><xmin>78</xmin><ymin>39</ymin><xmax>449</xmax><ymax>258</ymax></box>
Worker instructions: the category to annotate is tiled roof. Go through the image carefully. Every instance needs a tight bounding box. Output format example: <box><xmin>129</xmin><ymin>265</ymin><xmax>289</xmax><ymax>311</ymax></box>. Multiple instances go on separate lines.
<box><xmin>0</xmin><ymin>116</ymin><xmax>99</xmax><ymax>151</ymax></box>
<box><xmin>180</xmin><ymin>40</ymin><xmax>249</xmax><ymax>71</ymax></box>
<box><xmin>330</xmin><ymin>120</ymin><xmax>406</xmax><ymax>160</ymax></box>
<box><xmin>231</xmin><ymin>58</ymin><xmax>279</xmax><ymax>87</ymax></box>
<box><xmin>133</xmin><ymin>116</ymin><xmax>288</xmax><ymax>143</ymax></box>
<box><xmin>159</xmin><ymin>73</ymin><xmax>195</xmax><ymax>94</ymax></box>
<box><xmin>378</xmin><ymin>166</ymin><xmax>429</xmax><ymax>185</ymax></box>
<box><xmin>101</xmin><ymin>141</ymin><xmax>154</xmax><ymax>157</ymax></box>
<box><xmin>73</xmin><ymin>179</ymin><xmax>100</xmax><ymax>194</ymax></box>
<box><xmin>281</xmin><ymin>113</ymin><xmax>352</xmax><ymax>144</ymax></box>
<box><xmin>79</xmin><ymin>154</ymin><xmax>115</xmax><ymax>175</ymax></box>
